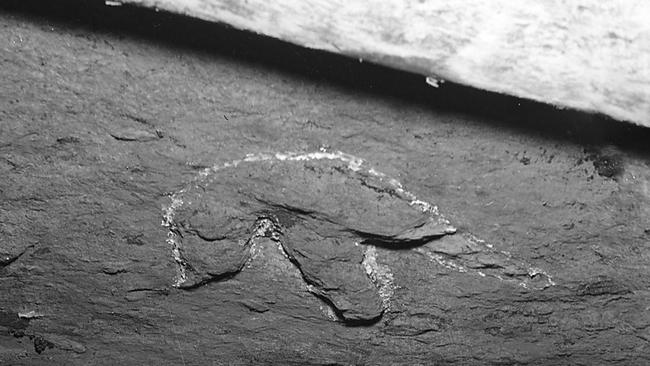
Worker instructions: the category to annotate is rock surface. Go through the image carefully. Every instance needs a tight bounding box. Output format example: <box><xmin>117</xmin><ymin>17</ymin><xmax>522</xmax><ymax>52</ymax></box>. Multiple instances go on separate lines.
<box><xmin>1</xmin><ymin>1</ymin><xmax>649</xmax><ymax>365</ymax></box>
<box><xmin>169</xmin><ymin>153</ymin><xmax>457</xmax><ymax>322</ymax></box>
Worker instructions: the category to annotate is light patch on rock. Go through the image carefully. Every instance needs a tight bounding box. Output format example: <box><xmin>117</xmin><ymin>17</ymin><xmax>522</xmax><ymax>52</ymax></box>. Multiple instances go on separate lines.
<box><xmin>362</xmin><ymin>245</ymin><xmax>396</xmax><ymax>310</ymax></box>
<box><xmin>18</xmin><ymin>310</ymin><xmax>44</xmax><ymax>319</ymax></box>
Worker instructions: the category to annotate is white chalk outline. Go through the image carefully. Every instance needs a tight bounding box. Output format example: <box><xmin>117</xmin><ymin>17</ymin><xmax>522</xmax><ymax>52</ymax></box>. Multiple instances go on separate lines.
<box><xmin>163</xmin><ymin>149</ymin><xmax>554</xmax><ymax>300</ymax></box>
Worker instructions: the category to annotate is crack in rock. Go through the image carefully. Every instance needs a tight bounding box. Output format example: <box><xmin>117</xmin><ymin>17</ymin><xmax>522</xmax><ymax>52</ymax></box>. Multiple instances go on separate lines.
<box><xmin>162</xmin><ymin>150</ymin><xmax>555</xmax><ymax>323</ymax></box>
<box><xmin>1</xmin><ymin>243</ymin><xmax>35</xmax><ymax>268</ymax></box>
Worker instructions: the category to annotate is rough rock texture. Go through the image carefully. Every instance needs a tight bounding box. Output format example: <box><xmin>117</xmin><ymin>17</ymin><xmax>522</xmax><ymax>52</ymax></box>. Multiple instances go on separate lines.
<box><xmin>168</xmin><ymin>152</ymin><xmax>557</xmax><ymax>324</ymax></box>
<box><xmin>120</xmin><ymin>0</ymin><xmax>650</xmax><ymax>126</ymax></box>
<box><xmin>169</xmin><ymin>153</ymin><xmax>457</xmax><ymax>322</ymax></box>
<box><xmin>1</xmin><ymin>1</ymin><xmax>650</xmax><ymax>365</ymax></box>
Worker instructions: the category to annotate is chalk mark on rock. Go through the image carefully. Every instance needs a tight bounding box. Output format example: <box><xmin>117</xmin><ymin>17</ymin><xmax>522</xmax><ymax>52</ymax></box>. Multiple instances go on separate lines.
<box><xmin>162</xmin><ymin>149</ymin><xmax>555</xmax><ymax>324</ymax></box>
